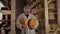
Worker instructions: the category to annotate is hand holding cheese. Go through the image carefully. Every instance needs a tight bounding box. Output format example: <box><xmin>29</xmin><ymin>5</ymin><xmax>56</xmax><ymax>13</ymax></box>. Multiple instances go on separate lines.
<box><xmin>19</xmin><ymin>18</ymin><xmax>36</xmax><ymax>29</ymax></box>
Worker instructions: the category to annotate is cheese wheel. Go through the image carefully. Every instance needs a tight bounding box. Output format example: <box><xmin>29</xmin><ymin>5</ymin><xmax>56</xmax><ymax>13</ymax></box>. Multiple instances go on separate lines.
<box><xmin>19</xmin><ymin>18</ymin><xmax>27</xmax><ymax>26</ymax></box>
<box><xmin>28</xmin><ymin>18</ymin><xmax>36</xmax><ymax>29</ymax></box>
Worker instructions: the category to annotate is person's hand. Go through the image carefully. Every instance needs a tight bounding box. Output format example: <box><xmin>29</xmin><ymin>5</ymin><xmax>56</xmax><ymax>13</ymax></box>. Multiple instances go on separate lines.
<box><xmin>29</xmin><ymin>26</ymin><xmax>35</xmax><ymax>29</ymax></box>
<box><xmin>22</xmin><ymin>24</ymin><xmax>27</xmax><ymax>29</ymax></box>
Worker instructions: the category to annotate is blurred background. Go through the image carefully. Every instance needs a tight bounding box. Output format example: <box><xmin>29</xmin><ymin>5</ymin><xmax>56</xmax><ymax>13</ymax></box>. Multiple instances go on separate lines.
<box><xmin>0</xmin><ymin>0</ymin><xmax>60</xmax><ymax>34</ymax></box>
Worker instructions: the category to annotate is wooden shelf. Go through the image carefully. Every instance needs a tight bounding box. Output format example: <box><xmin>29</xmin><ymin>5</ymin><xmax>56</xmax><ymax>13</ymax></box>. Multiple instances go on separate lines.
<box><xmin>49</xmin><ymin>28</ymin><xmax>58</xmax><ymax>33</ymax></box>
<box><xmin>48</xmin><ymin>9</ymin><xmax>57</xmax><ymax>12</ymax></box>
<box><xmin>26</xmin><ymin>0</ymin><xmax>33</xmax><ymax>4</ymax></box>
<box><xmin>0</xmin><ymin>20</ymin><xmax>11</xmax><ymax>22</ymax></box>
<box><xmin>30</xmin><ymin>0</ymin><xmax>40</xmax><ymax>8</ymax></box>
<box><xmin>48</xmin><ymin>0</ymin><xmax>56</xmax><ymax>4</ymax></box>
<box><xmin>0</xmin><ymin>0</ymin><xmax>16</xmax><ymax>34</ymax></box>
<box><xmin>31</xmin><ymin>8</ymin><xmax>44</xmax><ymax>14</ymax></box>
<box><xmin>0</xmin><ymin>10</ymin><xmax>11</xmax><ymax>15</ymax></box>
<box><xmin>0</xmin><ymin>27</ymin><xmax>11</xmax><ymax>30</ymax></box>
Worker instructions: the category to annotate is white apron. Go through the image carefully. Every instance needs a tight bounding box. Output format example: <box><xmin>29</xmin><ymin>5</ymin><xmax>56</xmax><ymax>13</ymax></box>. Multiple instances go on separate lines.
<box><xmin>16</xmin><ymin>13</ymin><xmax>39</xmax><ymax>34</ymax></box>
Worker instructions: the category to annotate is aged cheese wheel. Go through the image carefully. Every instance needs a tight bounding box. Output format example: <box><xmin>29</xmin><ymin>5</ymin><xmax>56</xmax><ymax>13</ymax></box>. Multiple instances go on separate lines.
<box><xmin>48</xmin><ymin>12</ymin><xmax>55</xmax><ymax>19</ymax></box>
<box><xmin>51</xmin><ymin>24</ymin><xmax>57</xmax><ymax>30</ymax></box>
<box><xmin>48</xmin><ymin>3</ymin><xmax>55</xmax><ymax>10</ymax></box>
<box><xmin>28</xmin><ymin>18</ymin><xmax>36</xmax><ymax>29</ymax></box>
<box><xmin>19</xmin><ymin>18</ymin><xmax>27</xmax><ymax>26</ymax></box>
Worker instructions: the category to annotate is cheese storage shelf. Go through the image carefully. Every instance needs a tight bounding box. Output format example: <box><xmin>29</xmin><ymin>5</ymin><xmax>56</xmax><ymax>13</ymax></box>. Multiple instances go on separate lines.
<box><xmin>0</xmin><ymin>10</ymin><xmax>11</xmax><ymax>34</ymax></box>
<box><xmin>0</xmin><ymin>0</ymin><xmax>16</xmax><ymax>34</ymax></box>
<box><xmin>48</xmin><ymin>0</ymin><xmax>59</xmax><ymax>34</ymax></box>
<box><xmin>0</xmin><ymin>10</ymin><xmax>11</xmax><ymax>14</ymax></box>
<box><xmin>26</xmin><ymin>0</ymin><xmax>59</xmax><ymax>34</ymax></box>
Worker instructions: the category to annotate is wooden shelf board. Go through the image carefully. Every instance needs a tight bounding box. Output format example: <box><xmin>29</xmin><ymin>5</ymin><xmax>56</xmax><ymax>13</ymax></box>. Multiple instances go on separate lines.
<box><xmin>30</xmin><ymin>0</ymin><xmax>40</xmax><ymax>8</ymax></box>
<box><xmin>0</xmin><ymin>20</ymin><xmax>11</xmax><ymax>22</ymax></box>
<box><xmin>0</xmin><ymin>27</ymin><xmax>11</xmax><ymax>30</ymax></box>
<box><xmin>26</xmin><ymin>0</ymin><xmax>33</xmax><ymax>4</ymax></box>
<box><xmin>0</xmin><ymin>10</ymin><xmax>11</xmax><ymax>15</ymax></box>
<box><xmin>32</xmin><ymin>8</ymin><xmax>44</xmax><ymax>14</ymax></box>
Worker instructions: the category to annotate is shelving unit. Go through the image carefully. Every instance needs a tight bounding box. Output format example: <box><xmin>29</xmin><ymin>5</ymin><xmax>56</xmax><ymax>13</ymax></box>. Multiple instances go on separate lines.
<box><xmin>0</xmin><ymin>10</ymin><xmax>11</xmax><ymax>34</ymax></box>
<box><xmin>0</xmin><ymin>0</ymin><xmax>60</xmax><ymax>34</ymax></box>
<box><xmin>0</xmin><ymin>0</ymin><xmax>16</xmax><ymax>34</ymax></box>
<box><xmin>26</xmin><ymin>0</ymin><xmax>60</xmax><ymax>34</ymax></box>
<box><xmin>48</xmin><ymin>0</ymin><xmax>59</xmax><ymax>34</ymax></box>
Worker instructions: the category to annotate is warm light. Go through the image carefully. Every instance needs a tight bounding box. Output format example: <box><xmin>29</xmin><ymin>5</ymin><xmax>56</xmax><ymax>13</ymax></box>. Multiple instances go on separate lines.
<box><xmin>0</xmin><ymin>1</ymin><xmax>5</xmax><ymax>10</ymax></box>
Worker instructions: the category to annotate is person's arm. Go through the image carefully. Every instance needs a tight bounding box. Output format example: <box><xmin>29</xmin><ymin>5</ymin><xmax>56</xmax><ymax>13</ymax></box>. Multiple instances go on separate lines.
<box><xmin>16</xmin><ymin>15</ymin><xmax>22</xmax><ymax>29</ymax></box>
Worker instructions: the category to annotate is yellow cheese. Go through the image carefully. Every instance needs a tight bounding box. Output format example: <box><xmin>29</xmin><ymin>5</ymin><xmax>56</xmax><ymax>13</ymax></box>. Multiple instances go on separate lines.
<box><xmin>19</xmin><ymin>18</ymin><xmax>27</xmax><ymax>26</ymax></box>
<box><xmin>51</xmin><ymin>24</ymin><xmax>57</xmax><ymax>30</ymax></box>
<box><xmin>28</xmin><ymin>18</ymin><xmax>36</xmax><ymax>28</ymax></box>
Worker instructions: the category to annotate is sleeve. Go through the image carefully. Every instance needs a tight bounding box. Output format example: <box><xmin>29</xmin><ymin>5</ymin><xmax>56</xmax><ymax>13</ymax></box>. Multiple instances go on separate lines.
<box><xmin>16</xmin><ymin>15</ymin><xmax>22</xmax><ymax>29</ymax></box>
<box><xmin>33</xmin><ymin>15</ymin><xmax>39</xmax><ymax>29</ymax></box>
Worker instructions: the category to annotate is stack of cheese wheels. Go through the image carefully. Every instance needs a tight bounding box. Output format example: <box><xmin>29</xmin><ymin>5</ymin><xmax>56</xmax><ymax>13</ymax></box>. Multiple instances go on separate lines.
<box><xmin>28</xmin><ymin>18</ymin><xmax>36</xmax><ymax>29</ymax></box>
<box><xmin>19</xmin><ymin>18</ymin><xmax>27</xmax><ymax>26</ymax></box>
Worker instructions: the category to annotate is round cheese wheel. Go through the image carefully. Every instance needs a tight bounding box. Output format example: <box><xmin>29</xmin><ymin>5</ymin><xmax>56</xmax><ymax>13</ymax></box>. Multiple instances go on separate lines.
<box><xmin>28</xmin><ymin>18</ymin><xmax>36</xmax><ymax>29</ymax></box>
<box><xmin>19</xmin><ymin>18</ymin><xmax>27</xmax><ymax>26</ymax></box>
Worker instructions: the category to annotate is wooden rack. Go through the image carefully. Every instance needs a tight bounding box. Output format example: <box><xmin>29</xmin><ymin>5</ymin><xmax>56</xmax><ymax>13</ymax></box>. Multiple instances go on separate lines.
<box><xmin>26</xmin><ymin>0</ymin><xmax>60</xmax><ymax>34</ymax></box>
<box><xmin>0</xmin><ymin>0</ymin><xmax>16</xmax><ymax>34</ymax></box>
